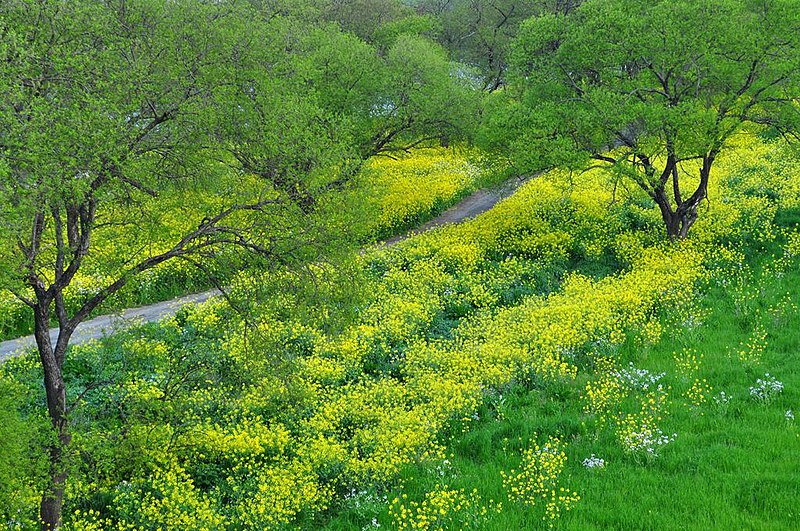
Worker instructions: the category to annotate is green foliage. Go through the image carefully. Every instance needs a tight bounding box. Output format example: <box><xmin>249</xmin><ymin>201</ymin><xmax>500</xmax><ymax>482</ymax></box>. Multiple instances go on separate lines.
<box><xmin>505</xmin><ymin>0</ymin><xmax>800</xmax><ymax>163</ymax></box>
<box><xmin>485</xmin><ymin>0</ymin><xmax>800</xmax><ymax>237</ymax></box>
<box><xmin>320</xmin><ymin>0</ymin><xmax>414</xmax><ymax>41</ymax></box>
<box><xmin>0</xmin><ymin>147</ymin><xmax>487</xmax><ymax>340</ymax></box>
<box><xmin>372</xmin><ymin>15</ymin><xmax>442</xmax><ymax>50</ymax></box>
<box><xmin>2</xmin><ymin>0</ymin><xmax>799</xmax><ymax>528</ymax></box>
<box><xmin>0</xmin><ymin>369</ymin><xmax>48</xmax><ymax>528</ymax></box>
<box><xmin>415</xmin><ymin>0</ymin><xmax>567</xmax><ymax>90</ymax></box>
<box><xmin>3</xmin><ymin>135</ymin><xmax>799</xmax><ymax>528</ymax></box>
<box><xmin>0</xmin><ymin>376</ymin><xmax>29</xmax><ymax>515</ymax></box>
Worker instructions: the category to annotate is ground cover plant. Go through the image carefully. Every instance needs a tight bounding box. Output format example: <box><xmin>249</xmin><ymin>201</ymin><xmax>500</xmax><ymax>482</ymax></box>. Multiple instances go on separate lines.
<box><xmin>3</xmin><ymin>132</ymin><xmax>798</xmax><ymax>529</ymax></box>
<box><xmin>349</xmin><ymin>228</ymin><xmax>800</xmax><ymax>531</ymax></box>
<box><xmin>0</xmin><ymin>147</ymin><xmax>486</xmax><ymax>342</ymax></box>
<box><xmin>354</xmin><ymin>147</ymin><xmax>499</xmax><ymax>241</ymax></box>
<box><xmin>3</xmin><ymin>1</ymin><xmax>800</xmax><ymax>529</ymax></box>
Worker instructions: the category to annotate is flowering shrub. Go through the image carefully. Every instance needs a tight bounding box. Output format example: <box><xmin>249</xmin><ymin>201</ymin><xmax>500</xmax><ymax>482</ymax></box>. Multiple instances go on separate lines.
<box><xmin>389</xmin><ymin>486</ymin><xmax>497</xmax><ymax>530</ymax></box>
<box><xmin>501</xmin><ymin>435</ymin><xmax>580</xmax><ymax>525</ymax></box>
<box><xmin>750</xmin><ymin>374</ymin><xmax>784</xmax><ymax>402</ymax></box>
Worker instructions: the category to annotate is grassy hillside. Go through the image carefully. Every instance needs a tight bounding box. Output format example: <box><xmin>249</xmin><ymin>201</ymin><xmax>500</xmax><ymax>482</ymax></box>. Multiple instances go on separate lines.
<box><xmin>1</xmin><ymin>135</ymin><xmax>798</xmax><ymax>529</ymax></box>
<box><xmin>324</xmin><ymin>240</ymin><xmax>800</xmax><ymax>530</ymax></box>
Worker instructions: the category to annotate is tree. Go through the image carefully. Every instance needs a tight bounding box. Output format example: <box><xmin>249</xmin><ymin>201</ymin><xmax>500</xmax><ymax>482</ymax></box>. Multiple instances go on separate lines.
<box><xmin>301</xmin><ymin>27</ymin><xmax>481</xmax><ymax>165</ymax></box>
<box><xmin>319</xmin><ymin>0</ymin><xmax>414</xmax><ymax>41</ymax></box>
<box><xmin>364</xmin><ymin>34</ymin><xmax>480</xmax><ymax>157</ymax></box>
<box><xmin>413</xmin><ymin>0</ymin><xmax>581</xmax><ymax>91</ymax></box>
<box><xmin>495</xmin><ymin>0</ymin><xmax>800</xmax><ymax>239</ymax></box>
<box><xmin>0</xmin><ymin>1</ymin><xmax>357</xmax><ymax>527</ymax></box>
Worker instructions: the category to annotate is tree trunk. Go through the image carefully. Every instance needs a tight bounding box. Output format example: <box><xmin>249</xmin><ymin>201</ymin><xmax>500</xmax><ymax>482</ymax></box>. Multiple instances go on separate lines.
<box><xmin>653</xmin><ymin>188</ymin><xmax>679</xmax><ymax>240</ymax></box>
<box><xmin>653</xmin><ymin>188</ymin><xmax>703</xmax><ymax>240</ymax></box>
<box><xmin>33</xmin><ymin>303</ymin><xmax>71</xmax><ymax>531</ymax></box>
<box><xmin>652</xmin><ymin>154</ymin><xmax>712</xmax><ymax>240</ymax></box>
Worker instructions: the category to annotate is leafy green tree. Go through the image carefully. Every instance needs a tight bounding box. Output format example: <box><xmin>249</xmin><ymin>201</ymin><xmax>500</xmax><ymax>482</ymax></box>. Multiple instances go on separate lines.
<box><xmin>320</xmin><ymin>0</ymin><xmax>414</xmax><ymax>41</ymax></box>
<box><xmin>413</xmin><ymin>0</ymin><xmax>580</xmax><ymax>90</ymax></box>
<box><xmin>369</xmin><ymin>35</ymin><xmax>481</xmax><ymax>156</ymax></box>
<box><xmin>302</xmin><ymin>28</ymin><xmax>480</xmax><ymax>162</ymax></box>
<box><xmin>492</xmin><ymin>0</ymin><xmax>800</xmax><ymax>238</ymax></box>
<box><xmin>0</xmin><ymin>1</ymin><xmax>361</xmax><ymax>527</ymax></box>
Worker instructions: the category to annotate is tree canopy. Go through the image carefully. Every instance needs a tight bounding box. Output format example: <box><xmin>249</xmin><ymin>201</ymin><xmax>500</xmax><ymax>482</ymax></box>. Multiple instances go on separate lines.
<box><xmin>485</xmin><ymin>0</ymin><xmax>800</xmax><ymax>238</ymax></box>
<box><xmin>0</xmin><ymin>1</ymin><xmax>479</xmax><ymax>527</ymax></box>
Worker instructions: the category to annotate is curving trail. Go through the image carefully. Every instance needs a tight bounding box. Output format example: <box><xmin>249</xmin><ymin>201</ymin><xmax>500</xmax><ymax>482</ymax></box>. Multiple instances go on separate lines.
<box><xmin>0</xmin><ymin>291</ymin><xmax>220</xmax><ymax>362</ymax></box>
<box><xmin>0</xmin><ymin>174</ymin><xmax>533</xmax><ymax>362</ymax></box>
<box><xmin>381</xmin><ymin>174</ymin><xmax>531</xmax><ymax>246</ymax></box>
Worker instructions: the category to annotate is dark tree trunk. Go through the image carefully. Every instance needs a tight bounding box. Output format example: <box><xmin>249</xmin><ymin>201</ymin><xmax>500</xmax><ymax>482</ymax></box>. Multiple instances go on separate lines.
<box><xmin>652</xmin><ymin>153</ymin><xmax>713</xmax><ymax>240</ymax></box>
<box><xmin>654</xmin><ymin>190</ymin><xmax>699</xmax><ymax>240</ymax></box>
<box><xmin>33</xmin><ymin>302</ymin><xmax>72</xmax><ymax>531</ymax></box>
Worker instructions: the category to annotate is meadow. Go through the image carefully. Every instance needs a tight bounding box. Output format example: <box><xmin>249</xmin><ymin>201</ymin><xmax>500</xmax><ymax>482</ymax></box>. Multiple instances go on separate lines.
<box><xmin>2</xmin><ymin>134</ymin><xmax>798</xmax><ymax>529</ymax></box>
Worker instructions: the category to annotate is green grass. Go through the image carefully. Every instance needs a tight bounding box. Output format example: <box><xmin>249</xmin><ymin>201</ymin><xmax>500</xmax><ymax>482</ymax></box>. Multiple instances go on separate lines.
<box><xmin>317</xmin><ymin>247</ymin><xmax>800</xmax><ymax>530</ymax></box>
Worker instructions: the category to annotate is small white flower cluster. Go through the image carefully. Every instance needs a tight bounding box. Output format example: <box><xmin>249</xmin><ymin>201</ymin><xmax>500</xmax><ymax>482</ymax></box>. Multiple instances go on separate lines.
<box><xmin>345</xmin><ymin>488</ymin><xmax>388</xmax><ymax>512</ymax></box>
<box><xmin>681</xmin><ymin>314</ymin><xmax>704</xmax><ymax>329</ymax></box>
<box><xmin>613</xmin><ymin>363</ymin><xmax>666</xmax><ymax>391</ymax></box>
<box><xmin>434</xmin><ymin>458</ymin><xmax>453</xmax><ymax>478</ymax></box>
<box><xmin>582</xmin><ymin>454</ymin><xmax>606</xmax><ymax>469</ymax></box>
<box><xmin>786</xmin><ymin>410</ymin><xmax>795</xmax><ymax>421</ymax></box>
<box><xmin>749</xmin><ymin>373</ymin><xmax>784</xmax><ymax>401</ymax></box>
<box><xmin>712</xmin><ymin>391</ymin><xmax>732</xmax><ymax>406</ymax></box>
<box><xmin>362</xmin><ymin>517</ymin><xmax>381</xmax><ymax>530</ymax></box>
<box><xmin>622</xmin><ymin>427</ymin><xmax>677</xmax><ymax>457</ymax></box>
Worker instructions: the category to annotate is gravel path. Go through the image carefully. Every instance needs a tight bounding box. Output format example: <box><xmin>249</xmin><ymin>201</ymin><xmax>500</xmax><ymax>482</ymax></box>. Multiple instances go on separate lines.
<box><xmin>0</xmin><ymin>290</ymin><xmax>220</xmax><ymax>362</ymax></box>
<box><xmin>381</xmin><ymin>175</ymin><xmax>531</xmax><ymax>245</ymax></box>
<box><xmin>0</xmin><ymin>174</ymin><xmax>533</xmax><ymax>362</ymax></box>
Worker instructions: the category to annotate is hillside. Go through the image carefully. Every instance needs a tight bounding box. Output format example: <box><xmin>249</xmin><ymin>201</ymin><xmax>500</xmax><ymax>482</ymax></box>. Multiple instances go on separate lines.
<box><xmin>3</xmin><ymin>135</ymin><xmax>799</xmax><ymax>529</ymax></box>
<box><xmin>2</xmin><ymin>1</ymin><xmax>799</xmax><ymax>529</ymax></box>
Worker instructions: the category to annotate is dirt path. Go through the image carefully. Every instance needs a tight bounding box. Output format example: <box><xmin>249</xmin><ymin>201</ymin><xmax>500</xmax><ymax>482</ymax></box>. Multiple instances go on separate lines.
<box><xmin>382</xmin><ymin>174</ymin><xmax>531</xmax><ymax>245</ymax></box>
<box><xmin>0</xmin><ymin>290</ymin><xmax>220</xmax><ymax>362</ymax></box>
<box><xmin>0</xmin><ymin>175</ymin><xmax>532</xmax><ymax>362</ymax></box>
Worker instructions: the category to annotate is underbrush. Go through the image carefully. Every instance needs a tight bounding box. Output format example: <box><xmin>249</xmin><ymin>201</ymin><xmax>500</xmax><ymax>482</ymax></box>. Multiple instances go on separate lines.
<box><xmin>0</xmin><ymin>148</ymin><xmax>493</xmax><ymax>341</ymax></box>
<box><xmin>1</xmin><ymin>136</ymin><xmax>799</xmax><ymax>529</ymax></box>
